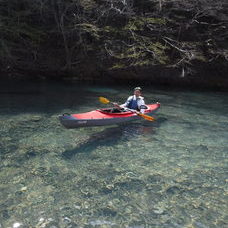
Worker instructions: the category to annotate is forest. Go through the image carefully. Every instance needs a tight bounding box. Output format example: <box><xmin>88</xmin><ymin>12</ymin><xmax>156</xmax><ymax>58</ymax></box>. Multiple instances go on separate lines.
<box><xmin>0</xmin><ymin>0</ymin><xmax>227</xmax><ymax>89</ymax></box>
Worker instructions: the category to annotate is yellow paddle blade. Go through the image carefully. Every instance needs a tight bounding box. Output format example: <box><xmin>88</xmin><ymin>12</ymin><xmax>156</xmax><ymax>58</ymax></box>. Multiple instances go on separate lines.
<box><xmin>137</xmin><ymin>113</ymin><xmax>155</xmax><ymax>121</ymax></box>
<box><xmin>99</xmin><ymin>96</ymin><xmax>110</xmax><ymax>104</ymax></box>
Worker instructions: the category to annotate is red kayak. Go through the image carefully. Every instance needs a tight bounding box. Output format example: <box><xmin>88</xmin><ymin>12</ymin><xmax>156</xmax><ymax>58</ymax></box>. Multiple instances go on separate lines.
<box><xmin>59</xmin><ymin>103</ymin><xmax>160</xmax><ymax>128</ymax></box>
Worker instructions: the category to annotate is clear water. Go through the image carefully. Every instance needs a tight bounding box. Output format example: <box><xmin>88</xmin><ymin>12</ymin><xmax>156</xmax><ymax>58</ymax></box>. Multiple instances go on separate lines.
<box><xmin>0</xmin><ymin>81</ymin><xmax>227</xmax><ymax>228</ymax></box>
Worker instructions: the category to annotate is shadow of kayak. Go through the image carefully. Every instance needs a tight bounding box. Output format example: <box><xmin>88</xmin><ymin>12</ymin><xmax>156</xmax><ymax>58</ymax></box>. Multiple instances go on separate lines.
<box><xmin>62</xmin><ymin>126</ymin><xmax>124</xmax><ymax>158</ymax></box>
<box><xmin>62</xmin><ymin>117</ymin><xmax>167</xmax><ymax>159</ymax></box>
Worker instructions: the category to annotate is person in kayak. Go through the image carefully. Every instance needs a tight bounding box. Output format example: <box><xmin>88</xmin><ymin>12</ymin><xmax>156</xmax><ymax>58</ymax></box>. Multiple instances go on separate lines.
<box><xmin>114</xmin><ymin>87</ymin><xmax>147</xmax><ymax>113</ymax></box>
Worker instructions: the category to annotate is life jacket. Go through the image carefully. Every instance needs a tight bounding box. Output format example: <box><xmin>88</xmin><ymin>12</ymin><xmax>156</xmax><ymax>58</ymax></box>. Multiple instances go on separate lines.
<box><xmin>127</xmin><ymin>97</ymin><xmax>139</xmax><ymax>110</ymax></box>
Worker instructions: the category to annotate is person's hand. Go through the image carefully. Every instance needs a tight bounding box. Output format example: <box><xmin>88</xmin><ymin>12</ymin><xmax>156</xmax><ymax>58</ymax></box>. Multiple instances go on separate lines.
<box><xmin>112</xmin><ymin>102</ymin><xmax>121</xmax><ymax>109</ymax></box>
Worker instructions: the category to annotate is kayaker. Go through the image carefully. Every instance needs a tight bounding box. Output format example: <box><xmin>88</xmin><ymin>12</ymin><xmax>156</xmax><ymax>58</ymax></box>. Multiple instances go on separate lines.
<box><xmin>113</xmin><ymin>87</ymin><xmax>147</xmax><ymax>113</ymax></box>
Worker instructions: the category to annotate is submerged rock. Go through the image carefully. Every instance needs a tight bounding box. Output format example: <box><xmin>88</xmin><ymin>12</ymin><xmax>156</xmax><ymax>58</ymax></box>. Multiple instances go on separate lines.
<box><xmin>31</xmin><ymin>115</ymin><xmax>42</xmax><ymax>122</ymax></box>
<box><xmin>20</xmin><ymin>186</ymin><xmax>28</xmax><ymax>192</ymax></box>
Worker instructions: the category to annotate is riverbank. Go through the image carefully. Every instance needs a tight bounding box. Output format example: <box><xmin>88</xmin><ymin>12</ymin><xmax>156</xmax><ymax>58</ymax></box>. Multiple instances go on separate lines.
<box><xmin>1</xmin><ymin>64</ymin><xmax>228</xmax><ymax>92</ymax></box>
<box><xmin>1</xmin><ymin>0</ymin><xmax>227</xmax><ymax>91</ymax></box>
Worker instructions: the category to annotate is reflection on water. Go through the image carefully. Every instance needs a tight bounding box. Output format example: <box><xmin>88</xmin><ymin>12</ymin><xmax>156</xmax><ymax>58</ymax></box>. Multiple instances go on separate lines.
<box><xmin>0</xmin><ymin>81</ymin><xmax>227</xmax><ymax>227</ymax></box>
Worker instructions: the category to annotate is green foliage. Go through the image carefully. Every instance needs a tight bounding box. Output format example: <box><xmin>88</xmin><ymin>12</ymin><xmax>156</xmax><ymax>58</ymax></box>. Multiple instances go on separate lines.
<box><xmin>148</xmin><ymin>42</ymin><xmax>170</xmax><ymax>64</ymax></box>
<box><xmin>0</xmin><ymin>0</ymin><xmax>224</xmax><ymax>76</ymax></box>
<box><xmin>134</xmin><ymin>59</ymin><xmax>151</xmax><ymax>66</ymax></box>
<box><xmin>124</xmin><ymin>17</ymin><xmax>145</xmax><ymax>31</ymax></box>
<box><xmin>80</xmin><ymin>0</ymin><xmax>97</xmax><ymax>10</ymax></box>
<box><xmin>108</xmin><ymin>40</ymin><xmax>170</xmax><ymax>69</ymax></box>
<box><xmin>146</xmin><ymin>17</ymin><xmax>167</xmax><ymax>25</ymax></box>
<box><xmin>76</xmin><ymin>23</ymin><xmax>100</xmax><ymax>40</ymax></box>
<box><xmin>124</xmin><ymin>17</ymin><xmax>166</xmax><ymax>31</ymax></box>
<box><xmin>110</xmin><ymin>63</ymin><xmax>126</xmax><ymax>70</ymax></box>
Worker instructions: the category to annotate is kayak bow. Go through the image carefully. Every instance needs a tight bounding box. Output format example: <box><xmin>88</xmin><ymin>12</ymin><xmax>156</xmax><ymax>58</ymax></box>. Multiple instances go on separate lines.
<box><xmin>59</xmin><ymin>103</ymin><xmax>160</xmax><ymax>128</ymax></box>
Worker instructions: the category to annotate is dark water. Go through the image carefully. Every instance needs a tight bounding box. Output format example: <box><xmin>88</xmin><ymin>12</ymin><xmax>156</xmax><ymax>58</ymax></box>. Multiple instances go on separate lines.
<box><xmin>0</xmin><ymin>81</ymin><xmax>227</xmax><ymax>228</ymax></box>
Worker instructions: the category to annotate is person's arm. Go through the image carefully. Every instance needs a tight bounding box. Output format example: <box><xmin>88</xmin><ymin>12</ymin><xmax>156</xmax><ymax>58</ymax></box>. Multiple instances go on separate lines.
<box><xmin>120</xmin><ymin>96</ymin><xmax>132</xmax><ymax>108</ymax></box>
<box><xmin>112</xmin><ymin>96</ymin><xmax>132</xmax><ymax>109</ymax></box>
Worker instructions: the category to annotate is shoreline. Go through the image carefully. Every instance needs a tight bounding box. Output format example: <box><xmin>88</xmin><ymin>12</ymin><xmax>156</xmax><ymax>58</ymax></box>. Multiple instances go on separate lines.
<box><xmin>1</xmin><ymin>68</ymin><xmax>228</xmax><ymax>92</ymax></box>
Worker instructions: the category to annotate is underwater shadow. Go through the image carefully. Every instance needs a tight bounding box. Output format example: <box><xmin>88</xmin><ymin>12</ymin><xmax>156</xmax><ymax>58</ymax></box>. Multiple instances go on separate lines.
<box><xmin>62</xmin><ymin>126</ymin><xmax>124</xmax><ymax>159</ymax></box>
<box><xmin>62</xmin><ymin>118</ymin><xmax>167</xmax><ymax>159</ymax></box>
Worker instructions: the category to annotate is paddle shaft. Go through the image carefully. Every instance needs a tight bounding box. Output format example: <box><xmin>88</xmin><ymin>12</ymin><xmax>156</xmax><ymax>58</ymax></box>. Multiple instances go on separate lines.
<box><xmin>124</xmin><ymin>107</ymin><xmax>155</xmax><ymax>121</ymax></box>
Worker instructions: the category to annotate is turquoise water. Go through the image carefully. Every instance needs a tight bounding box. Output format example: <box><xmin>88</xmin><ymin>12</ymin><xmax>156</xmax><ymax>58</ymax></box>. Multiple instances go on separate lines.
<box><xmin>0</xmin><ymin>82</ymin><xmax>227</xmax><ymax>228</ymax></box>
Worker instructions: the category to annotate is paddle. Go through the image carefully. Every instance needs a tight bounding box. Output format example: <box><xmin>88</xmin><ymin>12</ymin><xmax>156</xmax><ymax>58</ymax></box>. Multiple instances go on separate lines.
<box><xmin>99</xmin><ymin>96</ymin><xmax>155</xmax><ymax>122</ymax></box>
